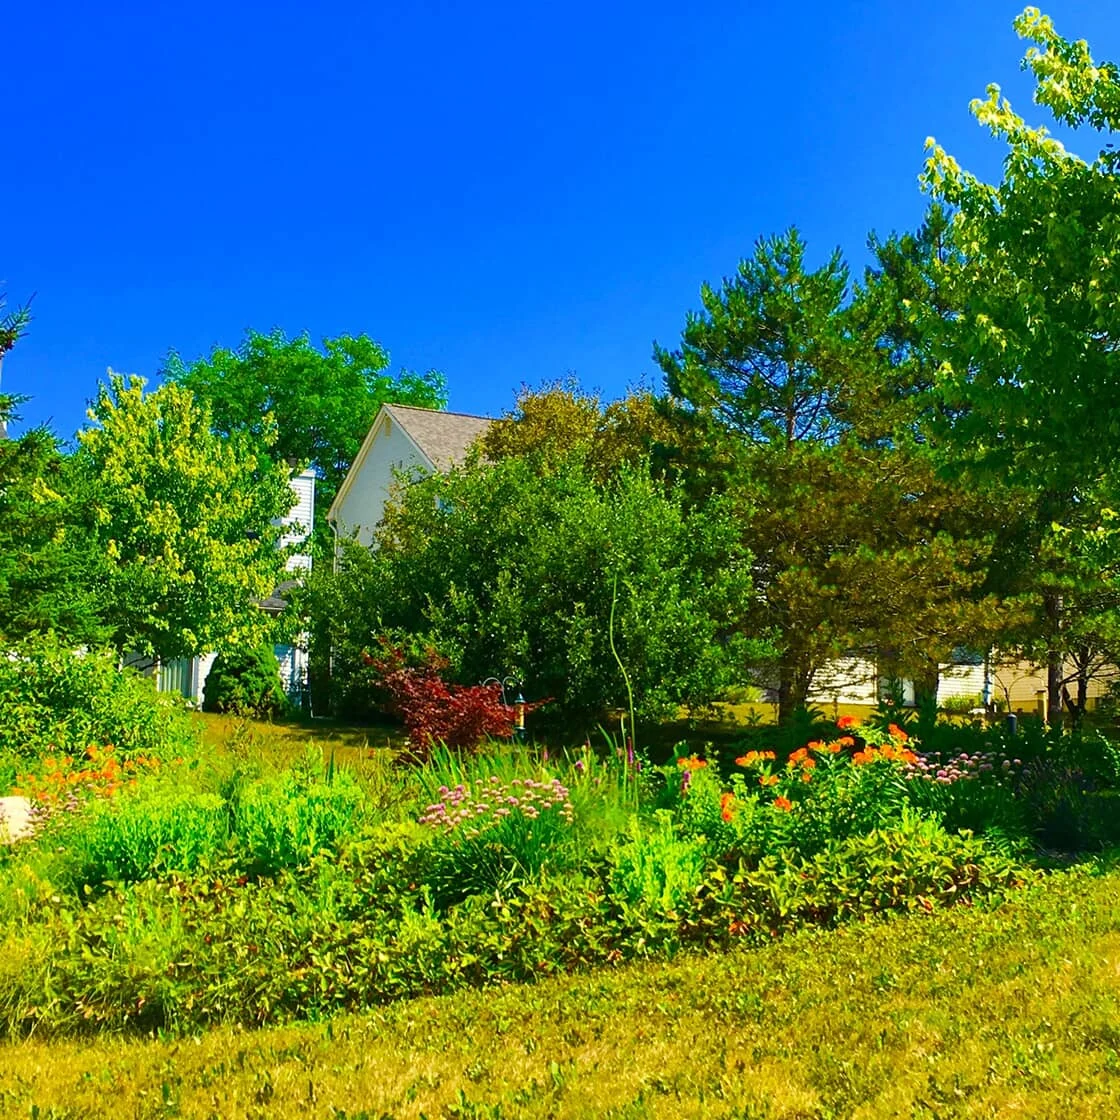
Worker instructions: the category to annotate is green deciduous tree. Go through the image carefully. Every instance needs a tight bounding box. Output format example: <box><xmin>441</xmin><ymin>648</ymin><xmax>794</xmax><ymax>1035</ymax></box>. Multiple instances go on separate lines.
<box><xmin>480</xmin><ymin>380</ymin><xmax>680</xmax><ymax>484</ymax></box>
<box><xmin>309</xmin><ymin>448</ymin><xmax>757</xmax><ymax>727</ymax></box>
<box><xmin>0</xmin><ymin>297</ymin><xmax>105</xmax><ymax>645</ymax></box>
<box><xmin>162</xmin><ymin>328</ymin><xmax>447</xmax><ymax>522</ymax></box>
<box><xmin>74</xmin><ymin>374</ymin><xmax>294</xmax><ymax>661</ymax></box>
<box><xmin>0</xmin><ymin>421</ymin><xmax>107</xmax><ymax>646</ymax></box>
<box><xmin>921</xmin><ymin>7</ymin><xmax>1120</xmax><ymax>485</ymax></box>
<box><xmin>920</xmin><ymin>9</ymin><xmax>1120</xmax><ymax>715</ymax></box>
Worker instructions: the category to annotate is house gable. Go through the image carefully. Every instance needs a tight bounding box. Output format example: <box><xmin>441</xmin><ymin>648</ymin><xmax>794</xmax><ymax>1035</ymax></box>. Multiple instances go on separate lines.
<box><xmin>328</xmin><ymin>404</ymin><xmax>490</xmax><ymax>549</ymax></box>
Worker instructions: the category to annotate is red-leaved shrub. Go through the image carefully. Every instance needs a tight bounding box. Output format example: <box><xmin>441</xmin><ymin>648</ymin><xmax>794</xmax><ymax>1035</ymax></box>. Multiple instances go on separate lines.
<box><xmin>367</xmin><ymin>644</ymin><xmax>527</xmax><ymax>761</ymax></box>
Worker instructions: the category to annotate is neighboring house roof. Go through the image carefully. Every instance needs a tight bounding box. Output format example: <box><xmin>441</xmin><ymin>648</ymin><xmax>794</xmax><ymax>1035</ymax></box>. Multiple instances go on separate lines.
<box><xmin>260</xmin><ymin>578</ymin><xmax>302</xmax><ymax>614</ymax></box>
<box><xmin>328</xmin><ymin>403</ymin><xmax>492</xmax><ymax>526</ymax></box>
<box><xmin>382</xmin><ymin>404</ymin><xmax>492</xmax><ymax>470</ymax></box>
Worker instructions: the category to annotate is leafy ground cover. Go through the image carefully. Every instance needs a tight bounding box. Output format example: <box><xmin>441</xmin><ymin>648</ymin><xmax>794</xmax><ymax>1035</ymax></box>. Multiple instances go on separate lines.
<box><xmin>2</xmin><ymin>861</ymin><xmax>1119</xmax><ymax>1118</ymax></box>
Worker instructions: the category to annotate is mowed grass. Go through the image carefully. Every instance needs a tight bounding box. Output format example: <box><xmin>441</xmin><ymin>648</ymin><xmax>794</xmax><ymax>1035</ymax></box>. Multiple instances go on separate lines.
<box><xmin>4</xmin><ymin>864</ymin><xmax>1120</xmax><ymax>1119</ymax></box>
<box><xmin>191</xmin><ymin>711</ymin><xmax>406</xmax><ymax>764</ymax></box>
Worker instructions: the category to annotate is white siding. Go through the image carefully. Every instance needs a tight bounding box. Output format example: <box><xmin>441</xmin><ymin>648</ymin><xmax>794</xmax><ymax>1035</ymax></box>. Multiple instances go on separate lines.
<box><xmin>193</xmin><ymin>652</ymin><xmax>218</xmax><ymax>705</ymax></box>
<box><xmin>936</xmin><ymin>662</ymin><xmax>986</xmax><ymax>706</ymax></box>
<box><xmin>274</xmin><ymin>642</ymin><xmax>309</xmax><ymax>703</ymax></box>
<box><xmin>278</xmin><ymin>468</ymin><xmax>315</xmax><ymax>571</ymax></box>
<box><xmin>808</xmin><ymin>656</ymin><xmax>880</xmax><ymax>706</ymax></box>
<box><xmin>331</xmin><ymin>414</ymin><xmax>428</xmax><ymax>547</ymax></box>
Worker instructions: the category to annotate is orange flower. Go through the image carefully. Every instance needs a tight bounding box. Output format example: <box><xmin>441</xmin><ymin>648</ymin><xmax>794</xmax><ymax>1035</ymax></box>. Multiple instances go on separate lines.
<box><xmin>761</xmin><ymin>751</ymin><xmax>776</xmax><ymax>760</ymax></box>
<box><xmin>837</xmin><ymin>736</ymin><xmax>855</xmax><ymax>747</ymax></box>
<box><xmin>800</xmin><ymin>770</ymin><xmax>813</xmax><ymax>783</ymax></box>
<box><xmin>807</xmin><ymin>740</ymin><xmax>825</xmax><ymax>752</ymax></box>
<box><xmin>888</xmin><ymin>723</ymin><xmax>909</xmax><ymax>743</ymax></box>
<box><xmin>851</xmin><ymin>748</ymin><xmax>877</xmax><ymax>765</ymax></box>
<box><xmin>720</xmin><ymin>792</ymin><xmax>736</xmax><ymax>822</ymax></box>
<box><xmin>759</xmin><ymin>773</ymin><xmax>779</xmax><ymax>787</ymax></box>
<box><xmin>789</xmin><ymin>747</ymin><xmax>809</xmax><ymax>765</ymax></box>
<box><xmin>837</xmin><ymin>715</ymin><xmax>859</xmax><ymax>730</ymax></box>
<box><xmin>774</xmin><ymin>795</ymin><xmax>793</xmax><ymax>811</ymax></box>
<box><xmin>736</xmin><ymin>751</ymin><xmax>759</xmax><ymax>767</ymax></box>
<box><xmin>677</xmin><ymin>756</ymin><xmax>708</xmax><ymax>771</ymax></box>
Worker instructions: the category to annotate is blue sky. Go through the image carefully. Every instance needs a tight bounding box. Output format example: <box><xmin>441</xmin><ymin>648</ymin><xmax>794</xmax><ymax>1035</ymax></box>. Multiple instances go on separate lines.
<box><xmin>4</xmin><ymin>1</ymin><xmax>1118</xmax><ymax>440</ymax></box>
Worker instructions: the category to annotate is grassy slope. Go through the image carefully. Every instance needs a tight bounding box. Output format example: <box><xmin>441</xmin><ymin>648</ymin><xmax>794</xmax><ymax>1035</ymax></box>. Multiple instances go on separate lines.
<box><xmin>3</xmin><ymin>865</ymin><xmax>1120</xmax><ymax>1119</ymax></box>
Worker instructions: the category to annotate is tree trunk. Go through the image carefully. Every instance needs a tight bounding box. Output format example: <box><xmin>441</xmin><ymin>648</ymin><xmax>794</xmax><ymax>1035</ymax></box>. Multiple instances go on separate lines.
<box><xmin>777</xmin><ymin>659</ymin><xmax>812</xmax><ymax>725</ymax></box>
<box><xmin>1044</xmin><ymin>591</ymin><xmax>1063</xmax><ymax>723</ymax></box>
<box><xmin>911</xmin><ymin>659</ymin><xmax>940</xmax><ymax>712</ymax></box>
<box><xmin>1074</xmin><ymin>645</ymin><xmax>1090</xmax><ymax>728</ymax></box>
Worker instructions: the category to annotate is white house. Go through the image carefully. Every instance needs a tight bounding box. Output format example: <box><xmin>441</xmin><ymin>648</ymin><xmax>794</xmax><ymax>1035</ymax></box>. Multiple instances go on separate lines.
<box><xmin>327</xmin><ymin>403</ymin><xmax>491</xmax><ymax>549</ymax></box>
<box><xmin>156</xmin><ymin>466</ymin><xmax>317</xmax><ymax>705</ymax></box>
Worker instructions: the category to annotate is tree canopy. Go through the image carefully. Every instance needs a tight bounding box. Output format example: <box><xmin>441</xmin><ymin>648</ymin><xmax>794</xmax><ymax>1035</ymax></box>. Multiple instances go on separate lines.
<box><xmin>655</xmin><ymin>228</ymin><xmax>1010</xmax><ymax>720</ymax></box>
<box><xmin>921</xmin><ymin>7</ymin><xmax>1120</xmax><ymax>486</ymax></box>
<box><xmin>74</xmin><ymin>375</ymin><xmax>295</xmax><ymax>660</ymax></box>
<box><xmin>162</xmin><ymin>329</ymin><xmax>447</xmax><ymax>521</ymax></box>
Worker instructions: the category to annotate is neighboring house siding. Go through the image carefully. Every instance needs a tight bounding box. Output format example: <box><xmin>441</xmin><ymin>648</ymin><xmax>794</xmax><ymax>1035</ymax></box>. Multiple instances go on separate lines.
<box><xmin>280</xmin><ymin>468</ymin><xmax>316</xmax><ymax>571</ymax></box>
<box><xmin>936</xmin><ymin>662</ymin><xmax>987</xmax><ymax>707</ymax></box>
<box><xmin>332</xmin><ymin>415</ymin><xmax>428</xmax><ymax>547</ymax></box>
<box><xmin>992</xmin><ymin>659</ymin><xmax>1118</xmax><ymax>712</ymax></box>
<box><xmin>807</xmin><ymin>656</ymin><xmax>880</xmax><ymax>706</ymax></box>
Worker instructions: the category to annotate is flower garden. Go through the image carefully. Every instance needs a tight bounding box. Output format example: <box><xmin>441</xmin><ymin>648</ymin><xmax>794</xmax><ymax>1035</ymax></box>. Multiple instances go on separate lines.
<box><xmin>2</xmin><ymin>639</ymin><xmax>1119</xmax><ymax>1058</ymax></box>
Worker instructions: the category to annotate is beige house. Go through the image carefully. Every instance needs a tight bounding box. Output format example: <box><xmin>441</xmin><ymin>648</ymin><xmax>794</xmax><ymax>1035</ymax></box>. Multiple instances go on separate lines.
<box><xmin>327</xmin><ymin>404</ymin><xmax>491</xmax><ymax>549</ymax></box>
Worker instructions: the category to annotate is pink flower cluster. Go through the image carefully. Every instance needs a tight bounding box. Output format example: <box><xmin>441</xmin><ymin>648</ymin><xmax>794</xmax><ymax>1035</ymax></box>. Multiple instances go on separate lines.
<box><xmin>419</xmin><ymin>774</ymin><xmax>574</xmax><ymax>838</ymax></box>
<box><xmin>904</xmin><ymin>749</ymin><xmax>1022</xmax><ymax>785</ymax></box>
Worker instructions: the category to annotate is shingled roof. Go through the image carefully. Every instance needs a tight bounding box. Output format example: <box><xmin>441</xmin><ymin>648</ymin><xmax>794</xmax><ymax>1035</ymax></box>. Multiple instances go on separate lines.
<box><xmin>383</xmin><ymin>404</ymin><xmax>492</xmax><ymax>468</ymax></box>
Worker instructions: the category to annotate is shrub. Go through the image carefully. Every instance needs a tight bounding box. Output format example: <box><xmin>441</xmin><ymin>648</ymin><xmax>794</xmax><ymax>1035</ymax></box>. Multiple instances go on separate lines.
<box><xmin>202</xmin><ymin>645</ymin><xmax>287</xmax><ymax>717</ymax></box>
<box><xmin>233</xmin><ymin>767</ymin><xmax>364</xmax><ymax>874</ymax></box>
<box><xmin>0</xmin><ymin>637</ymin><xmax>198</xmax><ymax>763</ymax></box>
<box><xmin>940</xmin><ymin>692</ymin><xmax>986</xmax><ymax>714</ymax></box>
<box><xmin>316</xmin><ymin>449</ymin><xmax>757</xmax><ymax>728</ymax></box>
<box><xmin>369</xmin><ymin>644</ymin><xmax>524</xmax><ymax>760</ymax></box>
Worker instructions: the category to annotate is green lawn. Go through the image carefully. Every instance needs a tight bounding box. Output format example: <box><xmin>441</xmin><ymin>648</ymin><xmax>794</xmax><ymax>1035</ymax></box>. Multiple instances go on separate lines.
<box><xmin>3</xmin><ymin>861</ymin><xmax>1119</xmax><ymax>1119</ymax></box>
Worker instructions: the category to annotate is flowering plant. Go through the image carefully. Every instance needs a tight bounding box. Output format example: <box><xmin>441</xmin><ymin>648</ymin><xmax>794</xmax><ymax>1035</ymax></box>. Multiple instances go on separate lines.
<box><xmin>14</xmin><ymin>745</ymin><xmax>163</xmax><ymax>815</ymax></box>
<box><xmin>707</xmin><ymin>716</ymin><xmax>921</xmax><ymax>854</ymax></box>
<box><xmin>903</xmin><ymin>747</ymin><xmax>1025</xmax><ymax>837</ymax></box>
<box><xmin>419</xmin><ymin>774</ymin><xmax>574</xmax><ymax>835</ymax></box>
<box><xmin>419</xmin><ymin>773</ymin><xmax>575</xmax><ymax>906</ymax></box>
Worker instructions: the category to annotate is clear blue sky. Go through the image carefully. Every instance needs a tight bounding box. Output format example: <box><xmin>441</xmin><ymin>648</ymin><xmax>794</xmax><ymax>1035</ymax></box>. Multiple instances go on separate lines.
<box><xmin>4</xmin><ymin>1</ymin><xmax>1117</xmax><ymax>440</ymax></box>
